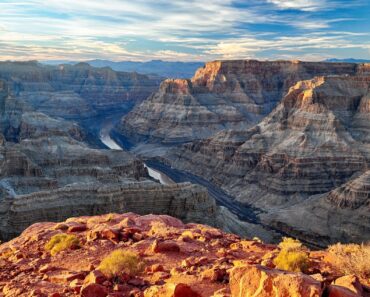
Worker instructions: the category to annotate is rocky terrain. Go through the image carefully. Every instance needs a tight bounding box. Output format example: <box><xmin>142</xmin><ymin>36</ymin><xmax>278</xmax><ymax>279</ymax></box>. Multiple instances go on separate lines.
<box><xmin>167</xmin><ymin>70</ymin><xmax>370</xmax><ymax>246</ymax></box>
<box><xmin>0</xmin><ymin>79</ymin><xmax>225</xmax><ymax>242</ymax></box>
<box><xmin>0</xmin><ymin>213</ymin><xmax>369</xmax><ymax>297</ymax></box>
<box><xmin>0</xmin><ymin>61</ymin><xmax>160</xmax><ymax>119</ymax></box>
<box><xmin>117</xmin><ymin>60</ymin><xmax>360</xmax><ymax>144</ymax></box>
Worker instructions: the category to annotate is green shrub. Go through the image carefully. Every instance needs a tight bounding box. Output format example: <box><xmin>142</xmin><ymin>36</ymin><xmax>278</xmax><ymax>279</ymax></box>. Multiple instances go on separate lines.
<box><xmin>45</xmin><ymin>234</ymin><xmax>80</xmax><ymax>256</ymax></box>
<box><xmin>328</xmin><ymin>243</ymin><xmax>370</xmax><ymax>278</ymax></box>
<box><xmin>98</xmin><ymin>250</ymin><xmax>145</xmax><ymax>278</ymax></box>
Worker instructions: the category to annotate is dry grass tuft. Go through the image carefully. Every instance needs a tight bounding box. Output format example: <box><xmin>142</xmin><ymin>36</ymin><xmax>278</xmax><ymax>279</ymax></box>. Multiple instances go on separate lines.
<box><xmin>273</xmin><ymin>237</ymin><xmax>310</xmax><ymax>273</ymax></box>
<box><xmin>98</xmin><ymin>250</ymin><xmax>145</xmax><ymax>278</ymax></box>
<box><xmin>328</xmin><ymin>243</ymin><xmax>370</xmax><ymax>279</ymax></box>
<box><xmin>45</xmin><ymin>234</ymin><xmax>80</xmax><ymax>256</ymax></box>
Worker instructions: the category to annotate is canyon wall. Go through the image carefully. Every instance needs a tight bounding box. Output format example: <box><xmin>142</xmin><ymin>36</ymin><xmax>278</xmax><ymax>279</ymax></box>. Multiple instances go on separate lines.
<box><xmin>168</xmin><ymin>73</ymin><xmax>370</xmax><ymax>245</ymax></box>
<box><xmin>118</xmin><ymin>60</ymin><xmax>360</xmax><ymax>144</ymax></box>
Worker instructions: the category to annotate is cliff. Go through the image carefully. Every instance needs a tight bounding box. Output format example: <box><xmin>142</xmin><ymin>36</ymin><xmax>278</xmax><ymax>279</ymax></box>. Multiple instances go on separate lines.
<box><xmin>118</xmin><ymin>60</ymin><xmax>360</xmax><ymax>144</ymax></box>
<box><xmin>168</xmin><ymin>74</ymin><xmax>370</xmax><ymax>246</ymax></box>
<box><xmin>0</xmin><ymin>61</ymin><xmax>160</xmax><ymax>118</ymax></box>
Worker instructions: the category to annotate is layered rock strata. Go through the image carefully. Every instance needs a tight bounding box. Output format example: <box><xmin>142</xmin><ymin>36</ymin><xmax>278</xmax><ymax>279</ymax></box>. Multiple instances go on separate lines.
<box><xmin>0</xmin><ymin>81</ymin><xmax>219</xmax><ymax>241</ymax></box>
<box><xmin>168</xmin><ymin>74</ymin><xmax>370</xmax><ymax>245</ymax></box>
<box><xmin>0</xmin><ymin>61</ymin><xmax>160</xmax><ymax>118</ymax></box>
<box><xmin>118</xmin><ymin>60</ymin><xmax>362</xmax><ymax>144</ymax></box>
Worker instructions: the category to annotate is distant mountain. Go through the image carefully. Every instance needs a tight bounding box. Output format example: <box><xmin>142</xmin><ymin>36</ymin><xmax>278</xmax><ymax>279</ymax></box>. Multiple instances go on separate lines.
<box><xmin>324</xmin><ymin>58</ymin><xmax>370</xmax><ymax>63</ymax></box>
<box><xmin>42</xmin><ymin>59</ymin><xmax>204</xmax><ymax>78</ymax></box>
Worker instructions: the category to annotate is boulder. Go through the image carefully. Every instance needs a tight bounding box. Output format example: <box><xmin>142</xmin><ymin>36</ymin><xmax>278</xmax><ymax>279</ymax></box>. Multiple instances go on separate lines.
<box><xmin>151</xmin><ymin>240</ymin><xmax>180</xmax><ymax>253</ymax></box>
<box><xmin>229</xmin><ymin>264</ymin><xmax>322</xmax><ymax>297</ymax></box>
<box><xmin>80</xmin><ymin>283</ymin><xmax>108</xmax><ymax>297</ymax></box>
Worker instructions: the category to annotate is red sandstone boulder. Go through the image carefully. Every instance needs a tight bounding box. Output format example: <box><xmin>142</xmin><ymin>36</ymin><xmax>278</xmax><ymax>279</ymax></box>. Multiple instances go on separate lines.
<box><xmin>84</xmin><ymin>270</ymin><xmax>106</xmax><ymax>285</ymax></box>
<box><xmin>229</xmin><ymin>264</ymin><xmax>322</xmax><ymax>297</ymax></box>
<box><xmin>144</xmin><ymin>283</ymin><xmax>200</xmax><ymax>297</ymax></box>
<box><xmin>80</xmin><ymin>283</ymin><xmax>108</xmax><ymax>297</ymax></box>
<box><xmin>326</xmin><ymin>285</ymin><xmax>361</xmax><ymax>297</ymax></box>
<box><xmin>151</xmin><ymin>240</ymin><xmax>180</xmax><ymax>253</ymax></box>
<box><xmin>333</xmin><ymin>275</ymin><xmax>363</xmax><ymax>295</ymax></box>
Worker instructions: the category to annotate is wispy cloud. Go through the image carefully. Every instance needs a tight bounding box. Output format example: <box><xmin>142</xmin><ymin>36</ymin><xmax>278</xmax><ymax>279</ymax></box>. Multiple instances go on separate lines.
<box><xmin>0</xmin><ymin>0</ymin><xmax>369</xmax><ymax>61</ymax></box>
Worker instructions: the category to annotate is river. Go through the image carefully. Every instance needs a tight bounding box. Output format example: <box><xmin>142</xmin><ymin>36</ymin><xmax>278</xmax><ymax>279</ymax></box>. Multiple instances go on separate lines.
<box><xmin>99</xmin><ymin>124</ymin><xmax>175</xmax><ymax>185</ymax></box>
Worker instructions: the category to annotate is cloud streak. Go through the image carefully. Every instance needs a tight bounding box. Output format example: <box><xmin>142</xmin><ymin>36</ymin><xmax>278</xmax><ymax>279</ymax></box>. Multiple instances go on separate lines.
<box><xmin>0</xmin><ymin>0</ymin><xmax>369</xmax><ymax>61</ymax></box>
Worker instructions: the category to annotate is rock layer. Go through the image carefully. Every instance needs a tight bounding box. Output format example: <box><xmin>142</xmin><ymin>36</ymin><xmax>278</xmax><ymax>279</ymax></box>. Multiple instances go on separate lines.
<box><xmin>118</xmin><ymin>60</ymin><xmax>362</xmax><ymax>144</ymax></box>
<box><xmin>0</xmin><ymin>61</ymin><xmax>160</xmax><ymax>118</ymax></box>
<box><xmin>168</xmin><ymin>74</ymin><xmax>370</xmax><ymax>245</ymax></box>
<box><xmin>0</xmin><ymin>81</ymin><xmax>220</xmax><ymax>241</ymax></box>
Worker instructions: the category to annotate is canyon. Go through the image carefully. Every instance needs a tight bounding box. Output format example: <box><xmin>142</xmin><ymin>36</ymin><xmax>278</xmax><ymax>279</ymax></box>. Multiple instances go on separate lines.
<box><xmin>1</xmin><ymin>59</ymin><xmax>369</xmax><ymax>248</ymax></box>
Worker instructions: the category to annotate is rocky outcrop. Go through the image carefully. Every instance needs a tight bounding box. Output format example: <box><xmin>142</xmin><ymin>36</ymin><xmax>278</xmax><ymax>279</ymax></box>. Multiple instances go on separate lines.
<box><xmin>0</xmin><ymin>213</ymin><xmax>368</xmax><ymax>297</ymax></box>
<box><xmin>0</xmin><ymin>61</ymin><xmax>160</xmax><ymax>118</ymax></box>
<box><xmin>118</xmin><ymin>60</ymin><xmax>360</xmax><ymax>144</ymax></box>
<box><xmin>168</xmin><ymin>74</ymin><xmax>370</xmax><ymax>245</ymax></box>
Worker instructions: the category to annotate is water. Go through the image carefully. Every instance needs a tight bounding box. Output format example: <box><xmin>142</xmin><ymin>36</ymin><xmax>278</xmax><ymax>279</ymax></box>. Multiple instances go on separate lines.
<box><xmin>99</xmin><ymin>125</ymin><xmax>174</xmax><ymax>185</ymax></box>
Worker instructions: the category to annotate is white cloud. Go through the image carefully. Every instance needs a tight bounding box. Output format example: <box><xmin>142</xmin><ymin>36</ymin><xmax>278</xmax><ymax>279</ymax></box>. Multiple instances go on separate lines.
<box><xmin>267</xmin><ymin>0</ymin><xmax>328</xmax><ymax>11</ymax></box>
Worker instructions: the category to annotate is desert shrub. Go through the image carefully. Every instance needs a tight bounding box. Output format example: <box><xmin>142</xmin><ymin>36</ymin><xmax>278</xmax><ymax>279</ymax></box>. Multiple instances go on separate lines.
<box><xmin>45</xmin><ymin>234</ymin><xmax>80</xmax><ymax>256</ymax></box>
<box><xmin>98</xmin><ymin>250</ymin><xmax>145</xmax><ymax>278</ymax></box>
<box><xmin>273</xmin><ymin>237</ymin><xmax>310</xmax><ymax>273</ymax></box>
<box><xmin>278</xmin><ymin>237</ymin><xmax>304</xmax><ymax>251</ymax></box>
<box><xmin>273</xmin><ymin>249</ymin><xmax>310</xmax><ymax>272</ymax></box>
<box><xmin>328</xmin><ymin>243</ymin><xmax>370</xmax><ymax>278</ymax></box>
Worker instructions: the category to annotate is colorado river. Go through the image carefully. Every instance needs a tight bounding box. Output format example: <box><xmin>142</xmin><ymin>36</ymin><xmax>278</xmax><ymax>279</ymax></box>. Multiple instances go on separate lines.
<box><xmin>100</xmin><ymin>124</ymin><xmax>174</xmax><ymax>185</ymax></box>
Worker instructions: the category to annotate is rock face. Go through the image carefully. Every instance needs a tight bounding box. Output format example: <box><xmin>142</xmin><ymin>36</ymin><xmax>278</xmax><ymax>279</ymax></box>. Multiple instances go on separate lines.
<box><xmin>0</xmin><ymin>61</ymin><xmax>160</xmax><ymax>118</ymax></box>
<box><xmin>169</xmin><ymin>74</ymin><xmax>370</xmax><ymax>245</ymax></box>
<box><xmin>0</xmin><ymin>81</ymin><xmax>218</xmax><ymax>241</ymax></box>
<box><xmin>0</xmin><ymin>213</ymin><xmax>368</xmax><ymax>297</ymax></box>
<box><xmin>118</xmin><ymin>60</ymin><xmax>360</xmax><ymax>144</ymax></box>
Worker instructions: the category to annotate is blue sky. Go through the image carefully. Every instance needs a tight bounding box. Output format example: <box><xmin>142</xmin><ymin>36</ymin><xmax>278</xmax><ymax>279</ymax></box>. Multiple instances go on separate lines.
<box><xmin>0</xmin><ymin>0</ymin><xmax>369</xmax><ymax>61</ymax></box>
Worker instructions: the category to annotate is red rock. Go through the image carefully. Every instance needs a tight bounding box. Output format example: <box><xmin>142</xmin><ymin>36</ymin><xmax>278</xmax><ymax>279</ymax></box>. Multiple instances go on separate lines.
<box><xmin>326</xmin><ymin>285</ymin><xmax>361</xmax><ymax>297</ymax></box>
<box><xmin>201</xmin><ymin>267</ymin><xmax>227</xmax><ymax>282</ymax></box>
<box><xmin>173</xmin><ymin>284</ymin><xmax>201</xmax><ymax>297</ymax></box>
<box><xmin>333</xmin><ymin>275</ymin><xmax>363</xmax><ymax>295</ymax></box>
<box><xmin>67</xmin><ymin>223</ymin><xmax>87</xmax><ymax>232</ymax></box>
<box><xmin>80</xmin><ymin>283</ymin><xmax>108</xmax><ymax>297</ymax></box>
<box><xmin>151</xmin><ymin>240</ymin><xmax>180</xmax><ymax>253</ymax></box>
<box><xmin>101</xmin><ymin>228</ymin><xmax>120</xmax><ymax>243</ymax></box>
<box><xmin>229</xmin><ymin>264</ymin><xmax>323</xmax><ymax>297</ymax></box>
<box><xmin>84</xmin><ymin>270</ymin><xmax>107</xmax><ymax>285</ymax></box>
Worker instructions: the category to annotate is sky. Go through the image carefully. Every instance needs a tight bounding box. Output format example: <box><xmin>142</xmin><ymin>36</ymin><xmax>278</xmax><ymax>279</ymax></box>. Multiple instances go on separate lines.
<box><xmin>0</xmin><ymin>0</ymin><xmax>370</xmax><ymax>62</ymax></box>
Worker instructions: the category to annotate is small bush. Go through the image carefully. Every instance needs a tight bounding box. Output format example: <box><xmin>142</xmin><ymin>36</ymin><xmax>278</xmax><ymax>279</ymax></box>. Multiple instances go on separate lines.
<box><xmin>273</xmin><ymin>249</ymin><xmax>310</xmax><ymax>272</ymax></box>
<box><xmin>328</xmin><ymin>243</ymin><xmax>370</xmax><ymax>279</ymax></box>
<box><xmin>98</xmin><ymin>250</ymin><xmax>145</xmax><ymax>278</ymax></box>
<box><xmin>273</xmin><ymin>237</ymin><xmax>310</xmax><ymax>273</ymax></box>
<box><xmin>45</xmin><ymin>234</ymin><xmax>80</xmax><ymax>256</ymax></box>
<box><xmin>278</xmin><ymin>237</ymin><xmax>304</xmax><ymax>251</ymax></box>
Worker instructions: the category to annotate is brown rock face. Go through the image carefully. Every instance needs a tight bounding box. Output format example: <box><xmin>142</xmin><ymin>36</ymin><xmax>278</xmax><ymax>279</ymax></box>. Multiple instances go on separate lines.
<box><xmin>229</xmin><ymin>265</ymin><xmax>323</xmax><ymax>297</ymax></box>
<box><xmin>118</xmin><ymin>60</ymin><xmax>359</xmax><ymax>144</ymax></box>
<box><xmin>0</xmin><ymin>61</ymin><xmax>160</xmax><ymax>117</ymax></box>
<box><xmin>169</xmin><ymin>74</ymin><xmax>370</xmax><ymax>245</ymax></box>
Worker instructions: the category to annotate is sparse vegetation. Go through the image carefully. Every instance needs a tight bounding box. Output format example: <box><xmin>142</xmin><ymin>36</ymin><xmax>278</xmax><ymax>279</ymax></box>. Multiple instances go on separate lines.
<box><xmin>45</xmin><ymin>234</ymin><xmax>80</xmax><ymax>256</ymax></box>
<box><xmin>328</xmin><ymin>243</ymin><xmax>370</xmax><ymax>279</ymax></box>
<box><xmin>98</xmin><ymin>250</ymin><xmax>145</xmax><ymax>278</ymax></box>
<box><xmin>273</xmin><ymin>237</ymin><xmax>310</xmax><ymax>273</ymax></box>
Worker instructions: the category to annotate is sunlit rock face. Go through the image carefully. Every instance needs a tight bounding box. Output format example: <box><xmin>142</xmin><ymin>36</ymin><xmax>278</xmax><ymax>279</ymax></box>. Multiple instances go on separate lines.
<box><xmin>0</xmin><ymin>61</ymin><xmax>160</xmax><ymax>118</ymax></box>
<box><xmin>169</xmin><ymin>73</ymin><xmax>370</xmax><ymax>246</ymax></box>
<box><xmin>117</xmin><ymin>60</ymin><xmax>360</xmax><ymax>144</ymax></box>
